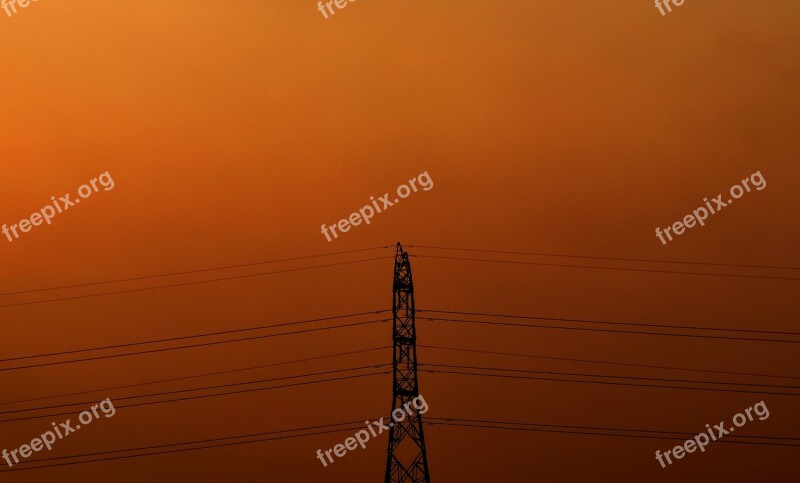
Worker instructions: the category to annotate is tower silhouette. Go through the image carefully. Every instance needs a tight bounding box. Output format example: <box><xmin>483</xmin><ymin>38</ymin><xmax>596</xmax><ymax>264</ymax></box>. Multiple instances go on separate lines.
<box><xmin>385</xmin><ymin>243</ymin><xmax>431</xmax><ymax>483</ymax></box>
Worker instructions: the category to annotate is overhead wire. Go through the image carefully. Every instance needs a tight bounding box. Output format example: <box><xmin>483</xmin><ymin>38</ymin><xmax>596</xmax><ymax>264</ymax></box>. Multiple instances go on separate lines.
<box><xmin>418</xmin><ymin>316</ymin><xmax>800</xmax><ymax>344</ymax></box>
<box><xmin>418</xmin><ymin>344</ymin><xmax>800</xmax><ymax>380</ymax></box>
<box><xmin>421</xmin><ymin>363</ymin><xmax>800</xmax><ymax>390</ymax></box>
<box><xmin>412</xmin><ymin>254</ymin><xmax>800</xmax><ymax>282</ymax></box>
<box><xmin>0</xmin><ymin>364</ymin><xmax>389</xmax><ymax>417</ymax></box>
<box><xmin>408</xmin><ymin>244</ymin><xmax>800</xmax><ymax>271</ymax></box>
<box><xmin>0</xmin><ymin>310</ymin><xmax>389</xmax><ymax>364</ymax></box>
<box><xmin>0</xmin><ymin>256</ymin><xmax>393</xmax><ymax>309</ymax></box>
<box><xmin>426</xmin><ymin>417</ymin><xmax>800</xmax><ymax>442</ymax></box>
<box><xmin>0</xmin><ymin>368</ymin><xmax>390</xmax><ymax>424</ymax></box>
<box><xmin>0</xmin><ymin>318</ymin><xmax>390</xmax><ymax>373</ymax></box>
<box><xmin>0</xmin><ymin>420</ymin><xmax>368</xmax><ymax>473</ymax></box>
<box><xmin>419</xmin><ymin>309</ymin><xmax>800</xmax><ymax>336</ymax></box>
<box><xmin>421</xmin><ymin>368</ymin><xmax>800</xmax><ymax>396</ymax></box>
<box><xmin>0</xmin><ymin>346</ymin><xmax>390</xmax><ymax>407</ymax></box>
<box><xmin>0</xmin><ymin>246</ymin><xmax>391</xmax><ymax>297</ymax></box>
<box><xmin>4</xmin><ymin>415</ymin><xmax>797</xmax><ymax>473</ymax></box>
<box><xmin>425</xmin><ymin>418</ymin><xmax>800</xmax><ymax>447</ymax></box>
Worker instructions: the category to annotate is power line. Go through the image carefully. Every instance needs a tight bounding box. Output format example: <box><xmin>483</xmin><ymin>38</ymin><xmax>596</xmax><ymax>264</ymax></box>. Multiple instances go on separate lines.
<box><xmin>0</xmin><ymin>420</ymin><xmax>368</xmax><ymax>473</ymax></box>
<box><xmin>425</xmin><ymin>418</ymin><xmax>800</xmax><ymax>447</ymax></box>
<box><xmin>0</xmin><ymin>346</ymin><xmax>390</xmax><ymax>407</ymax></box>
<box><xmin>412</xmin><ymin>254</ymin><xmax>800</xmax><ymax>282</ymax></box>
<box><xmin>421</xmin><ymin>368</ymin><xmax>800</xmax><ymax>397</ymax></box>
<box><xmin>427</xmin><ymin>417</ymin><xmax>800</xmax><ymax>442</ymax></box>
<box><xmin>0</xmin><ymin>370</ymin><xmax>390</xmax><ymax>424</ymax></box>
<box><xmin>20</xmin><ymin>419</ymin><xmax>364</xmax><ymax>466</ymax></box>
<box><xmin>408</xmin><ymin>244</ymin><xmax>800</xmax><ymax>271</ymax></box>
<box><xmin>422</xmin><ymin>363</ymin><xmax>800</xmax><ymax>390</ymax></box>
<box><xmin>5</xmin><ymin>414</ymin><xmax>796</xmax><ymax>473</ymax></box>
<box><xmin>419</xmin><ymin>316</ymin><xmax>800</xmax><ymax>344</ymax></box>
<box><xmin>0</xmin><ymin>256</ymin><xmax>393</xmax><ymax>309</ymax></box>
<box><xmin>0</xmin><ymin>319</ymin><xmax>390</xmax><ymax>373</ymax></box>
<box><xmin>418</xmin><ymin>344</ymin><xmax>800</xmax><ymax>380</ymax></box>
<box><xmin>0</xmin><ymin>246</ymin><xmax>391</xmax><ymax>297</ymax></box>
<box><xmin>0</xmin><ymin>364</ymin><xmax>388</xmax><ymax>417</ymax></box>
<box><xmin>419</xmin><ymin>309</ymin><xmax>800</xmax><ymax>336</ymax></box>
<box><xmin>0</xmin><ymin>310</ymin><xmax>388</xmax><ymax>364</ymax></box>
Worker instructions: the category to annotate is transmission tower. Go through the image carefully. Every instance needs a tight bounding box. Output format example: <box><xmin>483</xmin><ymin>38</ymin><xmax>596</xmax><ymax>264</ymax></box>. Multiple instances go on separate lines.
<box><xmin>385</xmin><ymin>243</ymin><xmax>431</xmax><ymax>483</ymax></box>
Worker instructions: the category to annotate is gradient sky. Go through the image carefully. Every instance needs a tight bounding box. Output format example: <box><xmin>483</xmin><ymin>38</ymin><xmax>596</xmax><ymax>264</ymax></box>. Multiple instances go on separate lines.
<box><xmin>1</xmin><ymin>0</ymin><xmax>799</xmax><ymax>481</ymax></box>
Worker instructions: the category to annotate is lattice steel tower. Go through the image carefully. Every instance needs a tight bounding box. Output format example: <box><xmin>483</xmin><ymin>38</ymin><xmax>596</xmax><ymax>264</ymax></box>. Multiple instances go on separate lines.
<box><xmin>385</xmin><ymin>243</ymin><xmax>431</xmax><ymax>483</ymax></box>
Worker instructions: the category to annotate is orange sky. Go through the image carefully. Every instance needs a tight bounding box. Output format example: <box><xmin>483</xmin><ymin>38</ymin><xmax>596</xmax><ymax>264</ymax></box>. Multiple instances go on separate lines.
<box><xmin>0</xmin><ymin>0</ymin><xmax>799</xmax><ymax>481</ymax></box>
